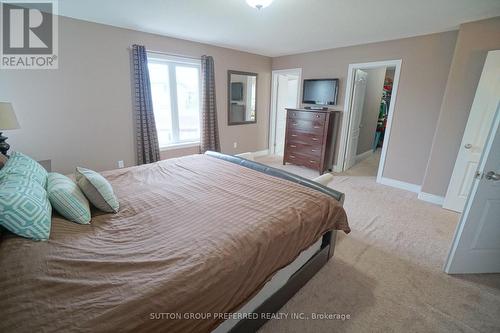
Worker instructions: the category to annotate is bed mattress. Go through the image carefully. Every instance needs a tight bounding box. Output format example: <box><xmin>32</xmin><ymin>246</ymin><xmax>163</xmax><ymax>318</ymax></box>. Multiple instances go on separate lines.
<box><xmin>0</xmin><ymin>154</ymin><xmax>349</xmax><ymax>332</ymax></box>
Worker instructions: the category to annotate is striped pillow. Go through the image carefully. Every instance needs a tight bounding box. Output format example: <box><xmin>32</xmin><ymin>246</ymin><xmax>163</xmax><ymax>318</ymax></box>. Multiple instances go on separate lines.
<box><xmin>47</xmin><ymin>173</ymin><xmax>91</xmax><ymax>224</ymax></box>
<box><xmin>75</xmin><ymin>167</ymin><xmax>119</xmax><ymax>213</ymax></box>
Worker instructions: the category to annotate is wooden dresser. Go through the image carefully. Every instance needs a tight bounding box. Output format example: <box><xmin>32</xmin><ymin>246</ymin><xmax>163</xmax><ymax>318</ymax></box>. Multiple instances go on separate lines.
<box><xmin>283</xmin><ymin>108</ymin><xmax>339</xmax><ymax>174</ymax></box>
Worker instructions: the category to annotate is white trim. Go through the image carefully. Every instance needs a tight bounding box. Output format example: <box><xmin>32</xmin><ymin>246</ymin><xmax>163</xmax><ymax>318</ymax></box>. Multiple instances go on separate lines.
<box><xmin>253</xmin><ymin>149</ymin><xmax>270</xmax><ymax>158</ymax></box>
<box><xmin>160</xmin><ymin>141</ymin><xmax>200</xmax><ymax>151</ymax></box>
<box><xmin>355</xmin><ymin>150</ymin><xmax>373</xmax><ymax>163</ymax></box>
<box><xmin>337</xmin><ymin>59</ymin><xmax>402</xmax><ymax>186</ymax></box>
<box><xmin>235</xmin><ymin>149</ymin><xmax>269</xmax><ymax>159</ymax></box>
<box><xmin>332</xmin><ymin>164</ymin><xmax>343</xmax><ymax>173</ymax></box>
<box><xmin>148</xmin><ymin>55</ymin><xmax>202</xmax><ymax>148</ymax></box>
<box><xmin>376</xmin><ymin>176</ymin><xmax>446</xmax><ymax>204</ymax></box>
<box><xmin>269</xmin><ymin>68</ymin><xmax>302</xmax><ymax>155</ymax></box>
<box><xmin>418</xmin><ymin>192</ymin><xmax>445</xmax><ymax>206</ymax></box>
<box><xmin>378</xmin><ymin>176</ymin><xmax>421</xmax><ymax>193</ymax></box>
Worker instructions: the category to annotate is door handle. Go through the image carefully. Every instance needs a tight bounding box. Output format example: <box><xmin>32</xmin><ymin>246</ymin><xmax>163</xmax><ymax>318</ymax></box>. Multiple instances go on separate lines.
<box><xmin>485</xmin><ymin>171</ymin><xmax>500</xmax><ymax>181</ymax></box>
<box><xmin>464</xmin><ymin>143</ymin><xmax>472</xmax><ymax>149</ymax></box>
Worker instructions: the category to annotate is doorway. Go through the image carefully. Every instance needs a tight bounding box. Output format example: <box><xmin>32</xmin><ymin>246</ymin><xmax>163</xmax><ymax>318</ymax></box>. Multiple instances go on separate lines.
<box><xmin>338</xmin><ymin>60</ymin><xmax>402</xmax><ymax>180</ymax></box>
<box><xmin>269</xmin><ymin>68</ymin><xmax>302</xmax><ymax>156</ymax></box>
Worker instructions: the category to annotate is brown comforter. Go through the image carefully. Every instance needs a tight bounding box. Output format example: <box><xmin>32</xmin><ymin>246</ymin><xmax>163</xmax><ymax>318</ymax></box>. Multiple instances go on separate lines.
<box><xmin>0</xmin><ymin>154</ymin><xmax>349</xmax><ymax>333</ymax></box>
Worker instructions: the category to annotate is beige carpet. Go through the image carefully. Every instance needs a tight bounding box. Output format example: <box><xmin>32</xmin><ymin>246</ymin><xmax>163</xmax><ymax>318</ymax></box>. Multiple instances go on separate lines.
<box><xmin>255</xmin><ymin>155</ymin><xmax>500</xmax><ymax>333</ymax></box>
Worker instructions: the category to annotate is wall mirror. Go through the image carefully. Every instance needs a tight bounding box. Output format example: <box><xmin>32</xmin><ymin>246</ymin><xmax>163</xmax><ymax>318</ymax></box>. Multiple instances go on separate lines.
<box><xmin>228</xmin><ymin>70</ymin><xmax>258</xmax><ymax>125</ymax></box>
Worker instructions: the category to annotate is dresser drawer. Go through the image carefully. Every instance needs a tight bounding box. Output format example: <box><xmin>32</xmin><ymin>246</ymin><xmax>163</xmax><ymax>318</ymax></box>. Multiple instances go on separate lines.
<box><xmin>288</xmin><ymin>131</ymin><xmax>324</xmax><ymax>145</ymax></box>
<box><xmin>286</xmin><ymin>142</ymin><xmax>322</xmax><ymax>157</ymax></box>
<box><xmin>288</xmin><ymin>110</ymin><xmax>326</xmax><ymax>122</ymax></box>
<box><xmin>287</xmin><ymin>118</ymin><xmax>324</xmax><ymax>134</ymax></box>
<box><xmin>285</xmin><ymin>152</ymin><xmax>321</xmax><ymax>169</ymax></box>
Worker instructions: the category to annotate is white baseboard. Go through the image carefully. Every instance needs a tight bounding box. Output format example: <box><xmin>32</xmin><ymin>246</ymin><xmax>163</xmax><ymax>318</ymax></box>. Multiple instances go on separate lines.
<box><xmin>377</xmin><ymin>176</ymin><xmax>422</xmax><ymax>193</ymax></box>
<box><xmin>355</xmin><ymin>150</ymin><xmax>373</xmax><ymax>163</ymax></box>
<box><xmin>236</xmin><ymin>149</ymin><xmax>269</xmax><ymax>160</ymax></box>
<box><xmin>418</xmin><ymin>192</ymin><xmax>445</xmax><ymax>206</ymax></box>
<box><xmin>253</xmin><ymin>149</ymin><xmax>269</xmax><ymax>158</ymax></box>
<box><xmin>377</xmin><ymin>177</ymin><xmax>447</xmax><ymax>206</ymax></box>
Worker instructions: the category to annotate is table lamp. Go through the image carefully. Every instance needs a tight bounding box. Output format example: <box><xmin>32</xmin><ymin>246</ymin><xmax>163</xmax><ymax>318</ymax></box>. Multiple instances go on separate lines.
<box><xmin>0</xmin><ymin>102</ymin><xmax>20</xmax><ymax>156</ymax></box>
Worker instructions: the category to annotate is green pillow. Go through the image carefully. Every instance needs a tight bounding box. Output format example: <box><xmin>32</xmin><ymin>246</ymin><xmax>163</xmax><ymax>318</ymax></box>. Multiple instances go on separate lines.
<box><xmin>75</xmin><ymin>167</ymin><xmax>119</xmax><ymax>213</ymax></box>
<box><xmin>47</xmin><ymin>173</ymin><xmax>91</xmax><ymax>224</ymax></box>
<box><xmin>0</xmin><ymin>151</ymin><xmax>48</xmax><ymax>188</ymax></box>
<box><xmin>0</xmin><ymin>174</ymin><xmax>51</xmax><ymax>241</ymax></box>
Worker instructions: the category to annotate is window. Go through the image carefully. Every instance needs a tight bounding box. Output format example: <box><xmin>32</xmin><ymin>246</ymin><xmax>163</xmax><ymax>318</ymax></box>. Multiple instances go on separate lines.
<box><xmin>147</xmin><ymin>54</ymin><xmax>201</xmax><ymax>148</ymax></box>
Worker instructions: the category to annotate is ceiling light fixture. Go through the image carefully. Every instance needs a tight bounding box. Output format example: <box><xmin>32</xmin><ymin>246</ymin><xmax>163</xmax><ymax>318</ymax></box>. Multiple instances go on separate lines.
<box><xmin>246</xmin><ymin>0</ymin><xmax>273</xmax><ymax>10</ymax></box>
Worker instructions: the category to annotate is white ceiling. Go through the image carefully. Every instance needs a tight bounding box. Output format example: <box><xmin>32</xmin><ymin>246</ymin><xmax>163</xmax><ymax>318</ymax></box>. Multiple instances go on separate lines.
<box><xmin>58</xmin><ymin>0</ymin><xmax>500</xmax><ymax>57</ymax></box>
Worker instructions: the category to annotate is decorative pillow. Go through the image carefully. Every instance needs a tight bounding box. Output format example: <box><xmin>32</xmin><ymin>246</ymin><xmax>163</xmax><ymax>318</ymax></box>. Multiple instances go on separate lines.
<box><xmin>0</xmin><ymin>175</ymin><xmax>51</xmax><ymax>241</ymax></box>
<box><xmin>47</xmin><ymin>173</ymin><xmax>91</xmax><ymax>224</ymax></box>
<box><xmin>75</xmin><ymin>167</ymin><xmax>119</xmax><ymax>213</ymax></box>
<box><xmin>0</xmin><ymin>151</ymin><xmax>48</xmax><ymax>188</ymax></box>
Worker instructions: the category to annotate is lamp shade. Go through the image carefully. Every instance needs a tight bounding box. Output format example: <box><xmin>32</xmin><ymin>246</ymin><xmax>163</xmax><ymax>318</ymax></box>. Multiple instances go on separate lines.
<box><xmin>0</xmin><ymin>102</ymin><xmax>20</xmax><ymax>130</ymax></box>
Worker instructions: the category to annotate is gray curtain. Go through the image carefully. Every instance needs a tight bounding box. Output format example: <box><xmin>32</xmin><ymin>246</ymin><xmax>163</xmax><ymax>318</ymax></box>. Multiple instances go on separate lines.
<box><xmin>132</xmin><ymin>44</ymin><xmax>161</xmax><ymax>164</ymax></box>
<box><xmin>200</xmin><ymin>55</ymin><xmax>220</xmax><ymax>153</ymax></box>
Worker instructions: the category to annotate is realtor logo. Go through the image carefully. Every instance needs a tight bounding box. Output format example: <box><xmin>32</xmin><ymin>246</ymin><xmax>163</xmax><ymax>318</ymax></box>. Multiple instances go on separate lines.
<box><xmin>0</xmin><ymin>0</ymin><xmax>58</xmax><ymax>69</ymax></box>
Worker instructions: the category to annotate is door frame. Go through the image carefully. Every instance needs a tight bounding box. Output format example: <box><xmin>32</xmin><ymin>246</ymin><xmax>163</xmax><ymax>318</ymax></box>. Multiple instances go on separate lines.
<box><xmin>269</xmin><ymin>68</ymin><xmax>302</xmax><ymax>155</ymax></box>
<box><xmin>337</xmin><ymin>59</ymin><xmax>402</xmax><ymax>185</ymax></box>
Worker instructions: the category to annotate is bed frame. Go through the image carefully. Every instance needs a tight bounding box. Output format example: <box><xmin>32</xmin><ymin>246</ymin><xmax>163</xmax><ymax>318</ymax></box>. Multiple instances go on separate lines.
<box><xmin>206</xmin><ymin>152</ymin><xmax>343</xmax><ymax>333</ymax></box>
<box><xmin>229</xmin><ymin>230</ymin><xmax>337</xmax><ymax>333</ymax></box>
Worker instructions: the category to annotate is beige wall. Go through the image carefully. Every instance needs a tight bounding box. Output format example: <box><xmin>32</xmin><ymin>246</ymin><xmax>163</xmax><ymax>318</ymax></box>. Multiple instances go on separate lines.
<box><xmin>357</xmin><ymin>67</ymin><xmax>386</xmax><ymax>155</ymax></box>
<box><xmin>421</xmin><ymin>17</ymin><xmax>500</xmax><ymax>196</ymax></box>
<box><xmin>273</xmin><ymin>31</ymin><xmax>457</xmax><ymax>185</ymax></box>
<box><xmin>0</xmin><ymin>16</ymin><xmax>271</xmax><ymax>174</ymax></box>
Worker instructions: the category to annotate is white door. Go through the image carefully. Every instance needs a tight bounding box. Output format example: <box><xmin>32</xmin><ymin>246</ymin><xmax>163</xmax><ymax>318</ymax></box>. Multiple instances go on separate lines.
<box><xmin>275</xmin><ymin>74</ymin><xmax>290</xmax><ymax>156</ymax></box>
<box><xmin>443</xmin><ymin>50</ymin><xmax>500</xmax><ymax>213</ymax></box>
<box><xmin>274</xmin><ymin>74</ymin><xmax>299</xmax><ymax>156</ymax></box>
<box><xmin>444</xmin><ymin>105</ymin><xmax>500</xmax><ymax>274</ymax></box>
<box><xmin>344</xmin><ymin>69</ymin><xmax>368</xmax><ymax>170</ymax></box>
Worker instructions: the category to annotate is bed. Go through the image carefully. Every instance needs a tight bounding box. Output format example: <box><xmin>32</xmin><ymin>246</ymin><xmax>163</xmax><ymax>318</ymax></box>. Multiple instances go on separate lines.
<box><xmin>0</xmin><ymin>152</ymin><xmax>349</xmax><ymax>333</ymax></box>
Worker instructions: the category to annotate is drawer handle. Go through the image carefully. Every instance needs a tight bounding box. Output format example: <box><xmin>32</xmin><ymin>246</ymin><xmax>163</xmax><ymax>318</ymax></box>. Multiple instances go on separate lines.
<box><xmin>290</xmin><ymin>145</ymin><xmax>297</xmax><ymax>148</ymax></box>
<box><xmin>309</xmin><ymin>160</ymin><xmax>317</xmax><ymax>163</ymax></box>
<box><xmin>289</xmin><ymin>155</ymin><xmax>295</xmax><ymax>159</ymax></box>
<box><xmin>291</xmin><ymin>134</ymin><xmax>298</xmax><ymax>137</ymax></box>
<box><xmin>292</xmin><ymin>122</ymin><xmax>298</xmax><ymax>126</ymax></box>
<box><xmin>311</xmin><ymin>138</ymin><xmax>318</xmax><ymax>141</ymax></box>
<box><xmin>311</xmin><ymin>149</ymin><xmax>318</xmax><ymax>152</ymax></box>
<box><xmin>314</xmin><ymin>126</ymin><xmax>321</xmax><ymax>129</ymax></box>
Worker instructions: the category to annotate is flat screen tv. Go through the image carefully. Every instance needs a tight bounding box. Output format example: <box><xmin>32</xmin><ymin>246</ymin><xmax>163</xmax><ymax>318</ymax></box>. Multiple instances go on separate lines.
<box><xmin>302</xmin><ymin>79</ymin><xmax>339</xmax><ymax>105</ymax></box>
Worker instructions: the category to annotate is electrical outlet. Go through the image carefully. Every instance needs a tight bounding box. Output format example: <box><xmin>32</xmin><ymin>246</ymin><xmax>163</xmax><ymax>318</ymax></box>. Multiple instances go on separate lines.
<box><xmin>233</xmin><ymin>142</ymin><xmax>238</xmax><ymax>148</ymax></box>
<box><xmin>117</xmin><ymin>160</ymin><xmax>124</xmax><ymax>168</ymax></box>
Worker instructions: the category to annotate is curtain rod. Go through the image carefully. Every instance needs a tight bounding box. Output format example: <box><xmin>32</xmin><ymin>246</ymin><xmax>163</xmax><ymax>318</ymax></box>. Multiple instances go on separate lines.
<box><xmin>128</xmin><ymin>47</ymin><xmax>201</xmax><ymax>60</ymax></box>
